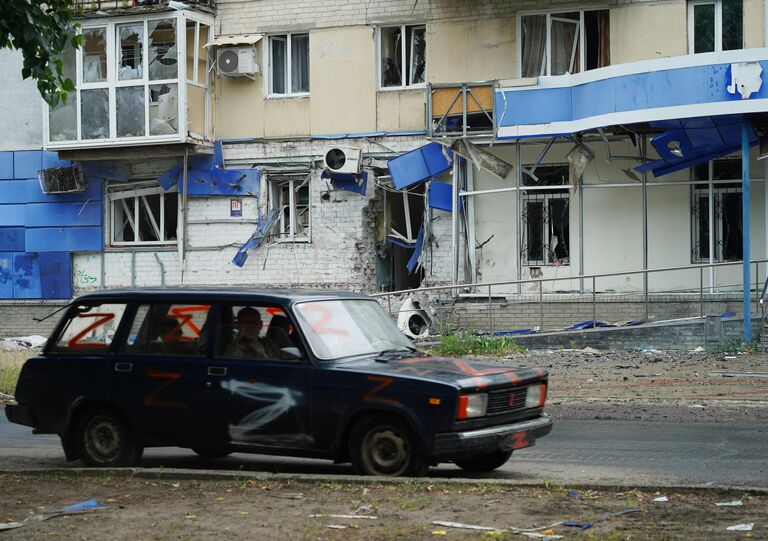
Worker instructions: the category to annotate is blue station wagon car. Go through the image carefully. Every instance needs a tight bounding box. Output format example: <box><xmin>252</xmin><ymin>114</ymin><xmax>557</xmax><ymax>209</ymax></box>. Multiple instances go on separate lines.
<box><xmin>6</xmin><ymin>288</ymin><xmax>552</xmax><ymax>476</ymax></box>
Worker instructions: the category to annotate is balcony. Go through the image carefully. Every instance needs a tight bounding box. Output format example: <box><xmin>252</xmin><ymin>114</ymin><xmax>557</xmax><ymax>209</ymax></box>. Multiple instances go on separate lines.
<box><xmin>73</xmin><ymin>0</ymin><xmax>213</xmax><ymax>16</ymax></box>
<box><xmin>426</xmin><ymin>82</ymin><xmax>496</xmax><ymax>139</ymax></box>
<box><xmin>46</xmin><ymin>9</ymin><xmax>213</xmax><ymax>151</ymax></box>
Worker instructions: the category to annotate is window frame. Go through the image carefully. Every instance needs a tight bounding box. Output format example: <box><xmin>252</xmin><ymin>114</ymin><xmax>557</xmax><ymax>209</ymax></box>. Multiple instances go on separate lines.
<box><xmin>377</xmin><ymin>24</ymin><xmax>427</xmax><ymax>90</ymax></box>
<box><xmin>43</xmin><ymin>10</ymin><xmax>214</xmax><ymax>149</ymax></box>
<box><xmin>269</xmin><ymin>177</ymin><xmax>311</xmax><ymax>242</ymax></box>
<box><xmin>687</xmin><ymin>0</ymin><xmax>743</xmax><ymax>53</ymax></box>
<box><xmin>516</xmin><ymin>8</ymin><xmax>609</xmax><ymax>78</ymax></box>
<box><xmin>107</xmin><ymin>181</ymin><xmax>179</xmax><ymax>247</ymax></box>
<box><xmin>265</xmin><ymin>32</ymin><xmax>310</xmax><ymax>98</ymax></box>
<box><xmin>520</xmin><ymin>164</ymin><xmax>571</xmax><ymax>266</ymax></box>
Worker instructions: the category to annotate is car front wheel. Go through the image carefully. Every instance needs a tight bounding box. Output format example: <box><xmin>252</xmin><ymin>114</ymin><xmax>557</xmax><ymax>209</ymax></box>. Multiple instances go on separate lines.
<box><xmin>454</xmin><ymin>449</ymin><xmax>513</xmax><ymax>472</ymax></box>
<box><xmin>75</xmin><ymin>409</ymin><xmax>142</xmax><ymax>467</ymax></box>
<box><xmin>349</xmin><ymin>415</ymin><xmax>426</xmax><ymax>477</ymax></box>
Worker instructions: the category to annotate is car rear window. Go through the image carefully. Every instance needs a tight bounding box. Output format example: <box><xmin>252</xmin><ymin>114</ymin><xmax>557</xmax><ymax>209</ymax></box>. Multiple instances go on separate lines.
<box><xmin>50</xmin><ymin>303</ymin><xmax>128</xmax><ymax>354</ymax></box>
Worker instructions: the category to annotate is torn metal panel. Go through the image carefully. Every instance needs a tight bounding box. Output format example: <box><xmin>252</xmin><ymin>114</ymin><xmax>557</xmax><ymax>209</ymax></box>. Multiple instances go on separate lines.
<box><xmin>204</xmin><ymin>34</ymin><xmax>264</xmax><ymax>48</ymax></box>
<box><xmin>406</xmin><ymin>225</ymin><xmax>425</xmax><ymax>274</ymax></box>
<box><xmin>447</xmin><ymin>139</ymin><xmax>513</xmax><ymax>181</ymax></box>
<box><xmin>428</xmin><ymin>180</ymin><xmax>461</xmax><ymax>212</ymax></box>
<box><xmin>387</xmin><ymin>142</ymin><xmax>453</xmax><ymax>190</ymax></box>
<box><xmin>231</xmin><ymin>208</ymin><xmax>280</xmax><ymax>267</ymax></box>
<box><xmin>320</xmin><ymin>170</ymin><xmax>368</xmax><ymax>194</ymax></box>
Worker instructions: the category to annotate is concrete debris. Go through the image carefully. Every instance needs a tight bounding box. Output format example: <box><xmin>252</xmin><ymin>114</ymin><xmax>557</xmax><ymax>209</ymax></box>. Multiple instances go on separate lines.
<box><xmin>581</xmin><ymin>347</ymin><xmax>601</xmax><ymax>355</ymax></box>
<box><xmin>0</xmin><ymin>335</ymin><xmax>47</xmax><ymax>351</ymax></box>
<box><xmin>708</xmin><ymin>370</ymin><xmax>768</xmax><ymax>378</ymax></box>
<box><xmin>714</xmin><ymin>500</ymin><xmax>743</xmax><ymax>507</ymax></box>
<box><xmin>432</xmin><ymin>520</ymin><xmax>497</xmax><ymax>531</ymax></box>
<box><xmin>309</xmin><ymin>514</ymin><xmax>377</xmax><ymax>520</ymax></box>
<box><xmin>652</xmin><ymin>496</ymin><xmax>669</xmax><ymax>503</ymax></box>
<box><xmin>726</xmin><ymin>523</ymin><xmax>754</xmax><ymax>531</ymax></box>
<box><xmin>692</xmin><ymin>346</ymin><xmax>706</xmax><ymax>352</ymax></box>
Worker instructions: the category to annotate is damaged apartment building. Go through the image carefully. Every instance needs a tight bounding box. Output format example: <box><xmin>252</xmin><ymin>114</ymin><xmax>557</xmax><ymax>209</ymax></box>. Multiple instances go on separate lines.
<box><xmin>2</xmin><ymin>0</ymin><xmax>768</xmax><ymax>335</ymax></box>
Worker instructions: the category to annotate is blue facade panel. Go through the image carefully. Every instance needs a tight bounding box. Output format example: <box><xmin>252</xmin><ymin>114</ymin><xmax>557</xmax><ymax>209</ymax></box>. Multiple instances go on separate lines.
<box><xmin>572</xmin><ymin>78</ymin><xmax>615</xmax><ymax>120</ymax></box>
<box><xmin>13</xmin><ymin>252</ymin><xmax>41</xmax><ymax>299</ymax></box>
<box><xmin>25</xmin><ymin>227</ymin><xmax>102</xmax><ymax>253</ymax></box>
<box><xmin>0</xmin><ymin>252</ymin><xmax>12</xmax><ymax>298</ymax></box>
<box><xmin>1</xmin><ymin>180</ymin><xmax>30</xmax><ymax>203</ymax></box>
<box><xmin>0</xmin><ymin>228</ymin><xmax>25</xmax><ymax>251</ymax></box>
<box><xmin>13</xmin><ymin>150</ymin><xmax>42</xmax><ymax>180</ymax></box>
<box><xmin>0</xmin><ymin>204</ymin><xmax>26</xmax><ymax>226</ymax></box>
<box><xmin>0</xmin><ymin>152</ymin><xmax>13</xmax><ymax>180</ymax></box>
<box><xmin>39</xmin><ymin>252</ymin><xmax>72</xmax><ymax>298</ymax></box>
<box><xmin>25</xmin><ymin>177</ymin><xmax>103</xmax><ymax>203</ymax></box>
<box><xmin>25</xmin><ymin>201</ymin><xmax>102</xmax><ymax>227</ymax></box>
<box><xmin>388</xmin><ymin>143</ymin><xmax>453</xmax><ymax>190</ymax></box>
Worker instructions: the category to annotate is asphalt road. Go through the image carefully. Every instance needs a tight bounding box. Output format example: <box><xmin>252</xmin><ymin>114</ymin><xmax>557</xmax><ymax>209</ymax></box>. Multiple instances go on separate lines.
<box><xmin>1</xmin><ymin>408</ymin><xmax>766</xmax><ymax>488</ymax></box>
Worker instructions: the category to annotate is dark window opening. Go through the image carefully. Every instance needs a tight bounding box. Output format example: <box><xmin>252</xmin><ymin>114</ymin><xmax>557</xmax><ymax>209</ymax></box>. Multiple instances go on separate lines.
<box><xmin>522</xmin><ymin>164</ymin><xmax>570</xmax><ymax>265</ymax></box>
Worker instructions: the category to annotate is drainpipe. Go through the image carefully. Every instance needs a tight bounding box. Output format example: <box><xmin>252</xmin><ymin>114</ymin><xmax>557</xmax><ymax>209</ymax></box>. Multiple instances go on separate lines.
<box><xmin>742</xmin><ymin>116</ymin><xmax>752</xmax><ymax>341</ymax></box>
<box><xmin>515</xmin><ymin>142</ymin><xmax>522</xmax><ymax>295</ymax></box>
<box><xmin>154</xmin><ymin>253</ymin><xmax>166</xmax><ymax>287</ymax></box>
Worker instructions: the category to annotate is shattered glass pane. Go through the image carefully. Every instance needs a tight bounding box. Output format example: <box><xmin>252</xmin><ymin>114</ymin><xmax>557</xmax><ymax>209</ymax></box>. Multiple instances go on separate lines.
<box><xmin>693</xmin><ymin>4</ymin><xmax>716</xmax><ymax>53</ymax></box>
<box><xmin>548</xmin><ymin>198</ymin><xmax>570</xmax><ymax>263</ymax></box>
<box><xmin>117</xmin><ymin>86</ymin><xmax>146</xmax><ymax>137</ymax></box>
<box><xmin>551</xmin><ymin>13</ymin><xmax>580</xmax><ymax>75</ymax></box>
<box><xmin>271</xmin><ymin>36</ymin><xmax>286</xmax><ymax>94</ymax></box>
<box><xmin>149</xmin><ymin>84</ymin><xmax>178</xmax><ymax>135</ymax></box>
<box><xmin>118</xmin><ymin>23</ymin><xmax>144</xmax><ymax>81</ymax></box>
<box><xmin>722</xmin><ymin>0</ymin><xmax>743</xmax><ymax>50</ymax></box>
<box><xmin>526</xmin><ymin>201</ymin><xmax>545</xmax><ymax>262</ymax></box>
<box><xmin>521</xmin><ymin>15</ymin><xmax>546</xmax><ymax>77</ymax></box>
<box><xmin>49</xmin><ymin>42</ymin><xmax>77</xmax><ymax>141</ymax></box>
<box><xmin>380</xmin><ymin>26</ymin><xmax>403</xmax><ymax>87</ymax></box>
<box><xmin>149</xmin><ymin>18</ymin><xmax>177</xmax><ymax>80</ymax></box>
<box><xmin>82</xmin><ymin>27</ymin><xmax>108</xmax><ymax>83</ymax></box>
<box><xmin>291</xmin><ymin>33</ymin><xmax>310</xmax><ymax>93</ymax></box>
<box><xmin>81</xmin><ymin>89</ymin><xmax>110</xmax><ymax>139</ymax></box>
<box><xmin>407</xmin><ymin>26</ymin><xmax>425</xmax><ymax>85</ymax></box>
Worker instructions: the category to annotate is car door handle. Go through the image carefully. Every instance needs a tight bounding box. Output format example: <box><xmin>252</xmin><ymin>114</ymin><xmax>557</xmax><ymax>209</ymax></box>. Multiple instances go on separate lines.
<box><xmin>208</xmin><ymin>366</ymin><xmax>227</xmax><ymax>377</ymax></box>
<box><xmin>114</xmin><ymin>362</ymin><xmax>133</xmax><ymax>373</ymax></box>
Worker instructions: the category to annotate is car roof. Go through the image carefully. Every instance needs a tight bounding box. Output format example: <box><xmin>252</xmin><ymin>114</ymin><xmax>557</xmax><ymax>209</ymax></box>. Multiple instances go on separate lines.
<box><xmin>73</xmin><ymin>287</ymin><xmax>371</xmax><ymax>305</ymax></box>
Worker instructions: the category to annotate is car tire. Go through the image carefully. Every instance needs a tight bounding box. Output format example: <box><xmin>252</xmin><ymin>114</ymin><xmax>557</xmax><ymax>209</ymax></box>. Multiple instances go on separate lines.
<box><xmin>454</xmin><ymin>449</ymin><xmax>513</xmax><ymax>472</ymax></box>
<box><xmin>192</xmin><ymin>448</ymin><xmax>232</xmax><ymax>459</ymax></box>
<box><xmin>75</xmin><ymin>409</ymin><xmax>142</xmax><ymax>467</ymax></box>
<box><xmin>349</xmin><ymin>414</ymin><xmax>427</xmax><ymax>477</ymax></box>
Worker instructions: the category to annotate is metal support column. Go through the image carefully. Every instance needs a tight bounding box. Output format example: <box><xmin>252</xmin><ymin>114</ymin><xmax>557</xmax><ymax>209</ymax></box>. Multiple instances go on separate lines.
<box><xmin>641</xmin><ymin>136</ymin><xmax>649</xmax><ymax>322</ymax></box>
<box><xmin>515</xmin><ymin>143</ymin><xmax>522</xmax><ymax>295</ymax></box>
<box><xmin>451</xmin><ymin>159</ymin><xmax>460</xmax><ymax>287</ymax></box>
<box><xmin>742</xmin><ymin>117</ymin><xmax>752</xmax><ymax>341</ymax></box>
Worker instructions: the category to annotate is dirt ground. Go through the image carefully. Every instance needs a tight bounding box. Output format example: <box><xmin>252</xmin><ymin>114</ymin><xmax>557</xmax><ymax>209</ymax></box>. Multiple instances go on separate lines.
<box><xmin>0</xmin><ymin>473</ymin><xmax>765</xmax><ymax>540</ymax></box>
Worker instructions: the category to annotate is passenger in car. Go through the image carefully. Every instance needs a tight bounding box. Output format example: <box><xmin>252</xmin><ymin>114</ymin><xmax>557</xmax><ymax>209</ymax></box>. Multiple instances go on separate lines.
<box><xmin>225</xmin><ymin>307</ymin><xmax>267</xmax><ymax>359</ymax></box>
<box><xmin>157</xmin><ymin>316</ymin><xmax>191</xmax><ymax>355</ymax></box>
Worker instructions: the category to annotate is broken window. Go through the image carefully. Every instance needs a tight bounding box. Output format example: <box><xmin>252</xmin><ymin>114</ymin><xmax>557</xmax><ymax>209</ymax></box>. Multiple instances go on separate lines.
<box><xmin>269</xmin><ymin>33</ymin><xmax>310</xmax><ymax>95</ymax></box>
<box><xmin>49</xmin><ymin>43</ymin><xmax>77</xmax><ymax>141</ymax></box>
<box><xmin>117</xmin><ymin>23</ymin><xmax>144</xmax><ymax>80</ymax></box>
<box><xmin>379</xmin><ymin>24</ymin><xmax>426</xmax><ymax>88</ymax></box>
<box><xmin>270</xmin><ymin>178</ymin><xmax>310</xmax><ymax>240</ymax></box>
<box><xmin>108</xmin><ymin>182</ymin><xmax>178</xmax><ymax>246</ymax></box>
<box><xmin>521</xmin><ymin>164</ymin><xmax>570</xmax><ymax>265</ymax></box>
<box><xmin>519</xmin><ymin>10</ymin><xmax>609</xmax><ymax>77</ymax></box>
<box><xmin>688</xmin><ymin>0</ymin><xmax>742</xmax><ymax>53</ymax></box>
<box><xmin>691</xmin><ymin>159</ymin><xmax>743</xmax><ymax>262</ymax></box>
<box><xmin>150</xmin><ymin>18</ymin><xmax>178</xmax><ymax>81</ymax></box>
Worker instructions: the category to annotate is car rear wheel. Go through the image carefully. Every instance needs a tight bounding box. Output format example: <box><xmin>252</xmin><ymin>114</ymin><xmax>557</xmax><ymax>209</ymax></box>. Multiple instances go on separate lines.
<box><xmin>349</xmin><ymin>415</ymin><xmax>426</xmax><ymax>477</ymax></box>
<box><xmin>76</xmin><ymin>409</ymin><xmax>142</xmax><ymax>467</ymax></box>
<box><xmin>454</xmin><ymin>449</ymin><xmax>513</xmax><ymax>472</ymax></box>
<box><xmin>192</xmin><ymin>448</ymin><xmax>232</xmax><ymax>459</ymax></box>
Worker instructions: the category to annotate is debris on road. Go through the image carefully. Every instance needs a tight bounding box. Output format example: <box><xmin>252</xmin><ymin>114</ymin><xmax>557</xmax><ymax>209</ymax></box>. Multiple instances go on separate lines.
<box><xmin>431</xmin><ymin>520</ymin><xmax>498</xmax><ymax>531</ymax></box>
<box><xmin>653</xmin><ymin>496</ymin><xmax>669</xmax><ymax>503</ymax></box>
<box><xmin>714</xmin><ymin>500</ymin><xmax>743</xmax><ymax>507</ymax></box>
<box><xmin>0</xmin><ymin>335</ymin><xmax>46</xmax><ymax>351</ymax></box>
<box><xmin>309</xmin><ymin>514</ymin><xmax>377</xmax><ymax>520</ymax></box>
<box><xmin>708</xmin><ymin>370</ymin><xmax>768</xmax><ymax>378</ymax></box>
<box><xmin>726</xmin><ymin>523</ymin><xmax>754</xmax><ymax>531</ymax></box>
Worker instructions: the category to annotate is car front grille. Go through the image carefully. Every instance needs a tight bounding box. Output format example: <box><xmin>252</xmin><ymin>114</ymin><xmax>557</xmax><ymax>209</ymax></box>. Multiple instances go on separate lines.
<box><xmin>487</xmin><ymin>386</ymin><xmax>529</xmax><ymax>415</ymax></box>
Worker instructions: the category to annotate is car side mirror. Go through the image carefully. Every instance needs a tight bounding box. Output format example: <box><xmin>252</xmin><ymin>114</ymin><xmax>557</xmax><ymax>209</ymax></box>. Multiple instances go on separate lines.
<box><xmin>280</xmin><ymin>346</ymin><xmax>305</xmax><ymax>361</ymax></box>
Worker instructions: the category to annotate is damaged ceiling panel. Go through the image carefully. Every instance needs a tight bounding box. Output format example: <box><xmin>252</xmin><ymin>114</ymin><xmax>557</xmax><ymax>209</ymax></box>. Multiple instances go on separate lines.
<box><xmin>634</xmin><ymin>115</ymin><xmax>758</xmax><ymax>177</ymax></box>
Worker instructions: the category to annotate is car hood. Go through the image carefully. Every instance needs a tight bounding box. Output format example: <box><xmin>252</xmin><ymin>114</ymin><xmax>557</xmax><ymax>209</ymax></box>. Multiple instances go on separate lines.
<box><xmin>335</xmin><ymin>355</ymin><xmax>547</xmax><ymax>391</ymax></box>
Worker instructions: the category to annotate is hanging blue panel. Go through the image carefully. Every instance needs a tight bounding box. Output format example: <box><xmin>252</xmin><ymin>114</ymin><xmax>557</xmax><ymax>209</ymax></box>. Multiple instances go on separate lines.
<box><xmin>427</xmin><ymin>180</ymin><xmax>462</xmax><ymax>212</ymax></box>
<box><xmin>39</xmin><ymin>252</ymin><xmax>72</xmax><ymax>299</ymax></box>
<box><xmin>232</xmin><ymin>208</ymin><xmax>280</xmax><ymax>267</ymax></box>
<box><xmin>13</xmin><ymin>150</ymin><xmax>42</xmax><ymax>180</ymax></box>
<box><xmin>406</xmin><ymin>225</ymin><xmax>425</xmax><ymax>274</ymax></box>
<box><xmin>25</xmin><ymin>201</ymin><xmax>102</xmax><ymax>227</ymax></box>
<box><xmin>25</xmin><ymin>177</ymin><xmax>103</xmax><ymax>203</ymax></box>
<box><xmin>0</xmin><ymin>228</ymin><xmax>25</xmax><ymax>251</ymax></box>
<box><xmin>187</xmin><ymin>168</ymin><xmax>260</xmax><ymax>197</ymax></box>
<box><xmin>388</xmin><ymin>143</ymin><xmax>454</xmax><ymax>190</ymax></box>
<box><xmin>0</xmin><ymin>252</ymin><xmax>12</xmax><ymax>298</ymax></box>
<box><xmin>321</xmin><ymin>170</ymin><xmax>368</xmax><ymax>195</ymax></box>
<box><xmin>26</xmin><ymin>227</ymin><xmax>102</xmax><ymax>253</ymax></box>
<box><xmin>0</xmin><ymin>204</ymin><xmax>26</xmax><ymax>226</ymax></box>
<box><xmin>13</xmin><ymin>252</ymin><xmax>41</xmax><ymax>299</ymax></box>
<box><xmin>0</xmin><ymin>152</ymin><xmax>13</xmax><ymax>180</ymax></box>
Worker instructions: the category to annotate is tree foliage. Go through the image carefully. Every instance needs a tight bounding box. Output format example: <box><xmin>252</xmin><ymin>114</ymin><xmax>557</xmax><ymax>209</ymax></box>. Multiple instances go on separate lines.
<box><xmin>0</xmin><ymin>0</ymin><xmax>81</xmax><ymax>106</ymax></box>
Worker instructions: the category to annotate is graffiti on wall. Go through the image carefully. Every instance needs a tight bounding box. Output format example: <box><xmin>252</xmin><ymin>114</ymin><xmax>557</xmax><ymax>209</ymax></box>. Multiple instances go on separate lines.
<box><xmin>73</xmin><ymin>254</ymin><xmax>101</xmax><ymax>290</ymax></box>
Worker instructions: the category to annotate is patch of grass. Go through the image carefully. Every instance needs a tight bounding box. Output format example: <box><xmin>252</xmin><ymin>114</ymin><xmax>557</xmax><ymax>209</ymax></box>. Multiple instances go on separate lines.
<box><xmin>431</xmin><ymin>332</ymin><xmax>526</xmax><ymax>357</ymax></box>
<box><xmin>0</xmin><ymin>351</ymin><xmax>27</xmax><ymax>398</ymax></box>
<box><xmin>714</xmin><ymin>335</ymin><xmax>758</xmax><ymax>354</ymax></box>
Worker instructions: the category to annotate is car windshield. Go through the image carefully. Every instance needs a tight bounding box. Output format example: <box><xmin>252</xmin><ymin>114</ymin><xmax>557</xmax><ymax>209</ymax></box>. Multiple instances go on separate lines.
<box><xmin>293</xmin><ymin>299</ymin><xmax>415</xmax><ymax>360</ymax></box>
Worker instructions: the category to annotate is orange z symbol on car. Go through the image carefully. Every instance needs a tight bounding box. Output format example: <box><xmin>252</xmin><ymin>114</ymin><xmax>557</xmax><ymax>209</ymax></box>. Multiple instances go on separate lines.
<box><xmin>67</xmin><ymin>313</ymin><xmax>115</xmax><ymax>349</ymax></box>
<box><xmin>143</xmin><ymin>370</ymin><xmax>188</xmax><ymax>410</ymax></box>
<box><xmin>363</xmin><ymin>376</ymin><xmax>400</xmax><ymax>404</ymax></box>
<box><xmin>511</xmin><ymin>431</ymin><xmax>530</xmax><ymax>450</ymax></box>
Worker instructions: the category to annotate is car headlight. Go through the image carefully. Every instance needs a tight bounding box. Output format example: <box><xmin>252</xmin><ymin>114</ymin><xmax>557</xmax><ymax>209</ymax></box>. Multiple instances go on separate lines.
<box><xmin>525</xmin><ymin>383</ymin><xmax>547</xmax><ymax>408</ymax></box>
<box><xmin>456</xmin><ymin>393</ymin><xmax>487</xmax><ymax>419</ymax></box>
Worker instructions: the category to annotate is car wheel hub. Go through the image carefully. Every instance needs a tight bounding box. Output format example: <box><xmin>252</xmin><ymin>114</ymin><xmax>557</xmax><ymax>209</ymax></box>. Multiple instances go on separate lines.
<box><xmin>86</xmin><ymin>418</ymin><xmax>122</xmax><ymax>461</ymax></box>
<box><xmin>367</xmin><ymin>429</ymin><xmax>407</xmax><ymax>472</ymax></box>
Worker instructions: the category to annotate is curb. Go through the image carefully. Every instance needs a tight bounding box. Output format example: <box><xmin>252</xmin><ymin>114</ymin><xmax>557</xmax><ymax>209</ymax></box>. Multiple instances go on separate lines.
<box><xmin>2</xmin><ymin>468</ymin><xmax>767</xmax><ymax>495</ymax></box>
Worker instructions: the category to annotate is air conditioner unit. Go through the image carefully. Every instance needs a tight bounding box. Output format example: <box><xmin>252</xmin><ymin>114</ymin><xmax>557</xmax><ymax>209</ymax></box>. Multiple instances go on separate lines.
<box><xmin>216</xmin><ymin>46</ymin><xmax>259</xmax><ymax>77</ymax></box>
<box><xmin>323</xmin><ymin>146</ymin><xmax>361</xmax><ymax>174</ymax></box>
<box><xmin>38</xmin><ymin>166</ymin><xmax>85</xmax><ymax>195</ymax></box>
